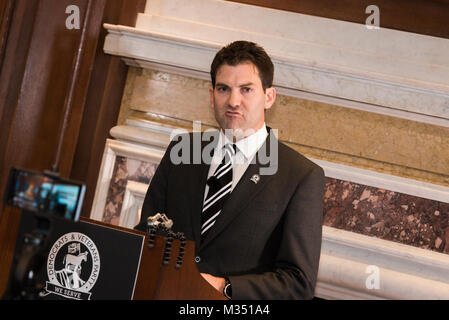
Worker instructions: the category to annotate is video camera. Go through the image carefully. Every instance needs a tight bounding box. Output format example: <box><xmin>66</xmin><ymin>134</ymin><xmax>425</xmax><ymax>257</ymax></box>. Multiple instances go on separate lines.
<box><xmin>2</xmin><ymin>168</ymin><xmax>86</xmax><ymax>299</ymax></box>
<box><xmin>5</xmin><ymin>168</ymin><xmax>86</xmax><ymax>221</ymax></box>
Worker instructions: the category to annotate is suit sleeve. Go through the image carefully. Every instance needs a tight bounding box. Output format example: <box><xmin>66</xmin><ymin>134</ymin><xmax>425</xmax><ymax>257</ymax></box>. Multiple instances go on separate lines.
<box><xmin>134</xmin><ymin>139</ymin><xmax>176</xmax><ymax>232</ymax></box>
<box><xmin>228</xmin><ymin>166</ymin><xmax>325</xmax><ymax>300</ymax></box>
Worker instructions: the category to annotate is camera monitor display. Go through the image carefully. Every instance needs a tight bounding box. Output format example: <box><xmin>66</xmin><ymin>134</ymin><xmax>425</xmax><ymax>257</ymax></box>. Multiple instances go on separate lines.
<box><xmin>5</xmin><ymin>168</ymin><xmax>86</xmax><ymax>221</ymax></box>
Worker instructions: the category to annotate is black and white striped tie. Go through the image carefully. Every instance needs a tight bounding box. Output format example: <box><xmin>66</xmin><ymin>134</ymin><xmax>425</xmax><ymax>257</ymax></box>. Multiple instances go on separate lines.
<box><xmin>201</xmin><ymin>143</ymin><xmax>236</xmax><ymax>242</ymax></box>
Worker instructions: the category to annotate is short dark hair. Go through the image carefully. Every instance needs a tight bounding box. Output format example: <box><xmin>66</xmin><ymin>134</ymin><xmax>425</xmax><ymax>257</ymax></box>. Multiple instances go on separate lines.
<box><xmin>210</xmin><ymin>41</ymin><xmax>274</xmax><ymax>91</ymax></box>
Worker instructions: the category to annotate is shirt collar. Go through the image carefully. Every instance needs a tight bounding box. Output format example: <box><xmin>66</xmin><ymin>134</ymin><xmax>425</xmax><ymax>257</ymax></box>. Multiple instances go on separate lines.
<box><xmin>218</xmin><ymin>123</ymin><xmax>268</xmax><ymax>160</ymax></box>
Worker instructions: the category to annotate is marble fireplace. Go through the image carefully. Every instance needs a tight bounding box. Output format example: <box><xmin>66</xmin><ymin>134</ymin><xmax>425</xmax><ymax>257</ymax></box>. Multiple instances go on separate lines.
<box><xmin>90</xmin><ymin>0</ymin><xmax>449</xmax><ymax>299</ymax></box>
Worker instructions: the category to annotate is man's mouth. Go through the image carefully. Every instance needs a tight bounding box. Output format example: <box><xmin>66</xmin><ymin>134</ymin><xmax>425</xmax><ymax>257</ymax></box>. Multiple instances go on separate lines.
<box><xmin>225</xmin><ymin>111</ymin><xmax>241</xmax><ymax>117</ymax></box>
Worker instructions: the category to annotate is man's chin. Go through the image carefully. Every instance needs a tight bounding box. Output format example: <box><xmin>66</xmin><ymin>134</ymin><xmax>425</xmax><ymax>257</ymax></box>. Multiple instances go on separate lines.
<box><xmin>222</xmin><ymin>127</ymin><xmax>253</xmax><ymax>141</ymax></box>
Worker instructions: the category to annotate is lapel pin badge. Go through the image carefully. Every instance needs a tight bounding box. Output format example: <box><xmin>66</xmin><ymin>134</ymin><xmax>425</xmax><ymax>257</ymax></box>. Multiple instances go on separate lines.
<box><xmin>250</xmin><ymin>174</ymin><xmax>260</xmax><ymax>184</ymax></box>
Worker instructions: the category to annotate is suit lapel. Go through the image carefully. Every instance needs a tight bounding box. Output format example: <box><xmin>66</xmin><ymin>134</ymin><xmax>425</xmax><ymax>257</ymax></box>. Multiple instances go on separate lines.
<box><xmin>200</xmin><ymin>131</ymin><xmax>277</xmax><ymax>249</ymax></box>
<box><xmin>190</xmin><ymin>133</ymin><xmax>217</xmax><ymax>251</ymax></box>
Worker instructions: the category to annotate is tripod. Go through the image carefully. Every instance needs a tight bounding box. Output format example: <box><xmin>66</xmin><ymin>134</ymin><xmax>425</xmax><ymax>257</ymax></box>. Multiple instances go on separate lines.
<box><xmin>3</xmin><ymin>212</ymin><xmax>53</xmax><ymax>300</ymax></box>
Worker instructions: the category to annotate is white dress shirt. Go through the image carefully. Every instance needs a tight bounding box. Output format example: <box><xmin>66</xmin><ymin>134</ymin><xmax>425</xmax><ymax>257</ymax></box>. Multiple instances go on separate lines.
<box><xmin>204</xmin><ymin>123</ymin><xmax>268</xmax><ymax>202</ymax></box>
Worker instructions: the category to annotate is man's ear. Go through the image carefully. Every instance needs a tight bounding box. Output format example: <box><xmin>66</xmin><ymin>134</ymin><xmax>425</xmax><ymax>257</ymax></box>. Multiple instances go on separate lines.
<box><xmin>264</xmin><ymin>87</ymin><xmax>276</xmax><ymax>110</ymax></box>
<box><xmin>209</xmin><ymin>87</ymin><xmax>215</xmax><ymax>109</ymax></box>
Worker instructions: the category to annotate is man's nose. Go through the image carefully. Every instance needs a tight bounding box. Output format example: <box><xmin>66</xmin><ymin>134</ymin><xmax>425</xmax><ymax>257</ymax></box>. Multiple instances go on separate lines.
<box><xmin>228</xmin><ymin>89</ymin><xmax>242</xmax><ymax>108</ymax></box>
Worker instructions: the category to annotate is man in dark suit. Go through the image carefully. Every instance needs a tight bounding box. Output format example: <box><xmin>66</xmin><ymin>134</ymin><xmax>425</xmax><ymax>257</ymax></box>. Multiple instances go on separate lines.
<box><xmin>135</xmin><ymin>41</ymin><xmax>325</xmax><ymax>300</ymax></box>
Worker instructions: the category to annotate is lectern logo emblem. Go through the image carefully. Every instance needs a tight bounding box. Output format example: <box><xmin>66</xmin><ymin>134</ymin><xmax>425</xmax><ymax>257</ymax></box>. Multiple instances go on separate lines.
<box><xmin>45</xmin><ymin>232</ymin><xmax>100</xmax><ymax>300</ymax></box>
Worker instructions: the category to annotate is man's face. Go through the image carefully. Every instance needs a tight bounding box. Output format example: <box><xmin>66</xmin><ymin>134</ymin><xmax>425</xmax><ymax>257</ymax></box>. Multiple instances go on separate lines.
<box><xmin>210</xmin><ymin>62</ymin><xmax>276</xmax><ymax>139</ymax></box>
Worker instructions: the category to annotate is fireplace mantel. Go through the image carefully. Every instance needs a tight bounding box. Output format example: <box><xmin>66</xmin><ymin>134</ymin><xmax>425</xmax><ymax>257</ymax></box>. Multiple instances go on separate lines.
<box><xmin>103</xmin><ymin>0</ymin><xmax>449</xmax><ymax>127</ymax></box>
<box><xmin>98</xmin><ymin>0</ymin><xmax>449</xmax><ymax>299</ymax></box>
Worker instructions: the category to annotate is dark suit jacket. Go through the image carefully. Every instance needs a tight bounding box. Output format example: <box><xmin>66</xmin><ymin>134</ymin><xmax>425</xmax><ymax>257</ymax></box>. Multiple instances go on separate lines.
<box><xmin>135</xmin><ymin>128</ymin><xmax>325</xmax><ymax>300</ymax></box>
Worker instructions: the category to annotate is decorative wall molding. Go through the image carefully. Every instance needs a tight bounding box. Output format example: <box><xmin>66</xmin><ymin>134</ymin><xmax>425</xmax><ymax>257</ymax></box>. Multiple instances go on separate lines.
<box><xmin>94</xmin><ymin>120</ymin><xmax>449</xmax><ymax>299</ymax></box>
<box><xmin>104</xmin><ymin>0</ymin><xmax>449</xmax><ymax>126</ymax></box>
<box><xmin>112</xmin><ymin>119</ymin><xmax>449</xmax><ymax>204</ymax></box>
<box><xmin>119</xmin><ymin>180</ymin><xmax>148</xmax><ymax>229</ymax></box>
<box><xmin>110</xmin><ymin>123</ymin><xmax>171</xmax><ymax>149</ymax></box>
<box><xmin>318</xmin><ymin>226</ymin><xmax>449</xmax><ymax>299</ymax></box>
<box><xmin>90</xmin><ymin>139</ymin><xmax>165</xmax><ymax>223</ymax></box>
<box><xmin>314</xmin><ymin>159</ymin><xmax>449</xmax><ymax>204</ymax></box>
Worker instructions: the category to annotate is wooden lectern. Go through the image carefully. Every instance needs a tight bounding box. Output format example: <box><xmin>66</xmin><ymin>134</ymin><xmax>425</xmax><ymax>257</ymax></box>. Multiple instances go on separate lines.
<box><xmin>0</xmin><ymin>206</ymin><xmax>226</xmax><ymax>300</ymax></box>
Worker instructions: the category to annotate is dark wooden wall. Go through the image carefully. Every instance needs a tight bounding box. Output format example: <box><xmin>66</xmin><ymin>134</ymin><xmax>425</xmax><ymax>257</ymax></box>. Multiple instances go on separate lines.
<box><xmin>228</xmin><ymin>0</ymin><xmax>449</xmax><ymax>39</ymax></box>
<box><xmin>0</xmin><ymin>0</ymin><xmax>146</xmax><ymax>219</ymax></box>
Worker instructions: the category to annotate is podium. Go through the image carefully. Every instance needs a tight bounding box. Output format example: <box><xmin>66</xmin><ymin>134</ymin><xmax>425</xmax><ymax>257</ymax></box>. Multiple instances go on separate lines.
<box><xmin>0</xmin><ymin>206</ymin><xmax>226</xmax><ymax>300</ymax></box>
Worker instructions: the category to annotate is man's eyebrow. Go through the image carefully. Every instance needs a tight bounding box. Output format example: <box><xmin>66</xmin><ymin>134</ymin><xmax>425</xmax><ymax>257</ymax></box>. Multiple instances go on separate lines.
<box><xmin>215</xmin><ymin>82</ymin><xmax>255</xmax><ymax>87</ymax></box>
<box><xmin>238</xmin><ymin>82</ymin><xmax>255</xmax><ymax>87</ymax></box>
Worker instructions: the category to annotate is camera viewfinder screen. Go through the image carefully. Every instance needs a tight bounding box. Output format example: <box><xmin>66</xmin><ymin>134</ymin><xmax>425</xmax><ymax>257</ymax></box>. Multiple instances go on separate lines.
<box><xmin>9</xmin><ymin>170</ymin><xmax>83</xmax><ymax>221</ymax></box>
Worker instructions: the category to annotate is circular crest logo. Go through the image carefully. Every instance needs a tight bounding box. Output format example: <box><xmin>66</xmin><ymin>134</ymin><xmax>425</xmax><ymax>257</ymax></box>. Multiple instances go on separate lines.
<box><xmin>45</xmin><ymin>232</ymin><xmax>100</xmax><ymax>300</ymax></box>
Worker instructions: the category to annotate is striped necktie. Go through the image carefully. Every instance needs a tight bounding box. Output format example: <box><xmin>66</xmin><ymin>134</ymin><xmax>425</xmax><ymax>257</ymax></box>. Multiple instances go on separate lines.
<box><xmin>201</xmin><ymin>143</ymin><xmax>236</xmax><ymax>242</ymax></box>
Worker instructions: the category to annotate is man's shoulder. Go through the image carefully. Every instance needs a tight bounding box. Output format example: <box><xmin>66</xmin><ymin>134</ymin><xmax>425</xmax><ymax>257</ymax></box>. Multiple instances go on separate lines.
<box><xmin>277</xmin><ymin>141</ymin><xmax>324</xmax><ymax>176</ymax></box>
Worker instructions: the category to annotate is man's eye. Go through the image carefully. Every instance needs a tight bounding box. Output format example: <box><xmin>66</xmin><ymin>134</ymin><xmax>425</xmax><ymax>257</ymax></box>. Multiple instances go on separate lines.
<box><xmin>242</xmin><ymin>87</ymin><xmax>252</xmax><ymax>93</ymax></box>
<box><xmin>217</xmin><ymin>87</ymin><xmax>228</xmax><ymax>92</ymax></box>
